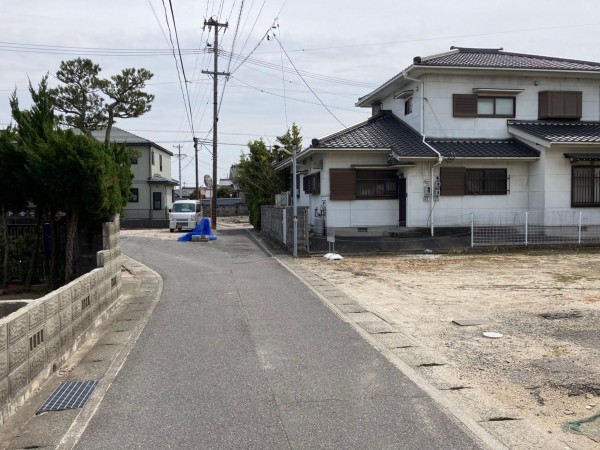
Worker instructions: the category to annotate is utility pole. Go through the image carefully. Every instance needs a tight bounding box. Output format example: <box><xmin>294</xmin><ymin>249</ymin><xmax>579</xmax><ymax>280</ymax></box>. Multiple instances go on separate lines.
<box><xmin>193</xmin><ymin>138</ymin><xmax>199</xmax><ymax>202</ymax></box>
<box><xmin>202</xmin><ymin>17</ymin><xmax>229</xmax><ymax>230</ymax></box>
<box><xmin>173</xmin><ymin>144</ymin><xmax>183</xmax><ymax>199</ymax></box>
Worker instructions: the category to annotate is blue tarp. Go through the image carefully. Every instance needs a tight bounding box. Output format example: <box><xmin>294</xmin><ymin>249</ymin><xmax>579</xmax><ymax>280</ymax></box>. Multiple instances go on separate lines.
<box><xmin>177</xmin><ymin>218</ymin><xmax>217</xmax><ymax>242</ymax></box>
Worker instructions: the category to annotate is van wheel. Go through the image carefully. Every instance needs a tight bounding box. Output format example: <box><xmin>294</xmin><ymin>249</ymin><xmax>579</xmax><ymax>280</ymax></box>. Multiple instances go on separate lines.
<box><xmin>169</xmin><ymin>229</ymin><xmax>174</xmax><ymax>233</ymax></box>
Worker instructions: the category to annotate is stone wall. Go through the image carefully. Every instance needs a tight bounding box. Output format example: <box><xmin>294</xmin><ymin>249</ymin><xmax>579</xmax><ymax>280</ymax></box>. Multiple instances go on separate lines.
<box><xmin>0</xmin><ymin>219</ymin><xmax>122</xmax><ymax>424</ymax></box>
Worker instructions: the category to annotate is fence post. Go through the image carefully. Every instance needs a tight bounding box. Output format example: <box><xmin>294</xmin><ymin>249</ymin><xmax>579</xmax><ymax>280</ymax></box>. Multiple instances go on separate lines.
<box><xmin>578</xmin><ymin>211</ymin><xmax>582</xmax><ymax>245</ymax></box>
<box><xmin>470</xmin><ymin>213</ymin><xmax>474</xmax><ymax>248</ymax></box>
<box><xmin>525</xmin><ymin>211</ymin><xmax>528</xmax><ymax>246</ymax></box>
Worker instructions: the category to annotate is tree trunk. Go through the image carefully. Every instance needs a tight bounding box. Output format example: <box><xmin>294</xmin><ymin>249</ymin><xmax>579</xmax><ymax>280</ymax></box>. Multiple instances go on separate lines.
<box><xmin>48</xmin><ymin>208</ymin><xmax>59</xmax><ymax>291</ymax></box>
<box><xmin>24</xmin><ymin>207</ymin><xmax>42</xmax><ymax>289</ymax></box>
<box><xmin>64</xmin><ymin>210</ymin><xmax>78</xmax><ymax>283</ymax></box>
<box><xmin>104</xmin><ymin>104</ymin><xmax>116</xmax><ymax>147</ymax></box>
<box><xmin>1</xmin><ymin>206</ymin><xmax>9</xmax><ymax>290</ymax></box>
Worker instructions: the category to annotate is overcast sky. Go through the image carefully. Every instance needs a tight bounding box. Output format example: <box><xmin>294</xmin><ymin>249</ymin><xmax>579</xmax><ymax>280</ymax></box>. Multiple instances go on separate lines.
<box><xmin>2</xmin><ymin>0</ymin><xmax>599</xmax><ymax>186</ymax></box>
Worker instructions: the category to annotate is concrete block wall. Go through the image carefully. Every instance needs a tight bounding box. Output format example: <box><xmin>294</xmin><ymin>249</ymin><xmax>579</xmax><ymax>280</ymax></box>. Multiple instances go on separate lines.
<box><xmin>0</xmin><ymin>219</ymin><xmax>122</xmax><ymax>424</ymax></box>
<box><xmin>260</xmin><ymin>206</ymin><xmax>309</xmax><ymax>254</ymax></box>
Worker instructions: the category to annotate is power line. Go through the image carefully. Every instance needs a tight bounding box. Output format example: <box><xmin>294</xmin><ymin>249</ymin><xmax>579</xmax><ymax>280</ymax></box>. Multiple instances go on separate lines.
<box><xmin>272</xmin><ymin>34</ymin><xmax>346</xmax><ymax>128</ymax></box>
<box><xmin>160</xmin><ymin>0</ymin><xmax>194</xmax><ymax>134</ymax></box>
<box><xmin>229</xmin><ymin>76</ymin><xmax>363</xmax><ymax>113</ymax></box>
<box><xmin>168</xmin><ymin>0</ymin><xmax>195</xmax><ymax>135</ymax></box>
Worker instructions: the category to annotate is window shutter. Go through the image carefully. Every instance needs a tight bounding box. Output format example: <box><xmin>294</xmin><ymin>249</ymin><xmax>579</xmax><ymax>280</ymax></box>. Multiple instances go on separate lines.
<box><xmin>538</xmin><ymin>91</ymin><xmax>582</xmax><ymax>119</ymax></box>
<box><xmin>440</xmin><ymin>167</ymin><xmax>466</xmax><ymax>196</ymax></box>
<box><xmin>453</xmin><ymin>94</ymin><xmax>477</xmax><ymax>117</ymax></box>
<box><xmin>330</xmin><ymin>169</ymin><xmax>356</xmax><ymax>200</ymax></box>
<box><xmin>563</xmin><ymin>92</ymin><xmax>582</xmax><ymax>118</ymax></box>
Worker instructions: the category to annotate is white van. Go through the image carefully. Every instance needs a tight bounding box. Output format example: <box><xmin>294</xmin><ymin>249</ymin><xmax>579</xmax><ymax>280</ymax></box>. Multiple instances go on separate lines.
<box><xmin>169</xmin><ymin>200</ymin><xmax>203</xmax><ymax>232</ymax></box>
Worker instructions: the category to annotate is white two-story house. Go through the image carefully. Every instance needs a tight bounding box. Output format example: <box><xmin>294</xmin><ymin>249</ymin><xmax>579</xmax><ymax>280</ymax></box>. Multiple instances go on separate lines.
<box><xmin>92</xmin><ymin>127</ymin><xmax>178</xmax><ymax>225</ymax></box>
<box><xmin>277</xmin><ymin>47</ymin><xmax>600</xmax><ymax>233</ymax></box>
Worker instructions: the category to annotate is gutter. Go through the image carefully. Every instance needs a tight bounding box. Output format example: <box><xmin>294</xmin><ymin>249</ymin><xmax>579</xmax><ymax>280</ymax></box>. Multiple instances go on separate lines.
<box><xmin>399</xmin><ymin>71</ymin><xmax>443</xmax><ymax>236</ymax></box>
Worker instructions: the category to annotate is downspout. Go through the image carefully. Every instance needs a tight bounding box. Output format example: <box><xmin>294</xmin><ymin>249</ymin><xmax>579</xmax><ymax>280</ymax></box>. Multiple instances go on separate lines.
<box><xmin>402</xmin><ymin>72</ymin><xmax>444</xmax><ymax>236</ymax></box>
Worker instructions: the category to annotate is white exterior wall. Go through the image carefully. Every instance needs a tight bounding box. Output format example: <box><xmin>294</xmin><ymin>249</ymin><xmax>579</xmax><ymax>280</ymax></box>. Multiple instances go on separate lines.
<box><xmin>415</xmin><ymin>74</ymin><xmax>600</xmax><ymax>139</ymax></box>
<box><xmin>402</xmin><ymin>160</ymin><xmax>532</xmax><ymax>227</ymax></box>
<box><xmin>300</xmin><ymin>153</ymin><xmax>537</xmax><ymax>229</ymax></box>
<box><xmin>381</xmin><ymin>80</ymin><xmax>422</xmax><ymax>133</ymax></box>
<box><xmin>312</xmin><ymin>152</ymin><xmax>399</xmax><ymax>228</ymax></box>
<box><xmin>125</xmin><ymin>145</ymin><xmax>175</xmax><ymax>213</ymax></box>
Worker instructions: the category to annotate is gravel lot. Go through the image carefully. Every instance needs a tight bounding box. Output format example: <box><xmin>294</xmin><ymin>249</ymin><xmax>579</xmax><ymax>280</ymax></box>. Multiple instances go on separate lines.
<box><xmin>296</xmin><ymin>248</ymin><xmax>600</xmax><ymax>448</ymax></box>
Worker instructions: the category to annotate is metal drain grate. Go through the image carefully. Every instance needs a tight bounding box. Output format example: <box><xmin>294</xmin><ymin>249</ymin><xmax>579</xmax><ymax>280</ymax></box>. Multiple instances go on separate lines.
<box><xmin>37</xmin><ymin>380</ymin><xmax>99</xmax><ymax>414</ymax></box>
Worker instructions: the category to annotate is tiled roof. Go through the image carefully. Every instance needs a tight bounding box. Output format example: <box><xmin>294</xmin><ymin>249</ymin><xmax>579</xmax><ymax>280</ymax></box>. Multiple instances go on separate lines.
<box><xmin>90</xmin><ymin>127</ymin><xmax>173</xmax><ymax>155</ymax></box>
<box><xmin>313</xmin><ymin>111</ymin><xmax>436</xmax><ymax>158</ymax></box>
<box><xmin>312</xmin><ymin>111</ymin><xmax>538</xmax><ymax>159</ymax></box>
<box><xmin>415</xmin><ymin>47</ymin><xmax>600</xmax><ymax>72</ymax></box>
<box><xmin>426</xmin><ymin>139</ymin><xmax>540</xmax><ymax>158</ymax></box>
<box><xmin>508</xmin><ymin>121</ymin><xmax>600</xmax><ymax>143</ymax></box>
<box><xmin>148</xmin><ymin>174</ymin><xmax>178</xmax><ymax>185</ymax></box>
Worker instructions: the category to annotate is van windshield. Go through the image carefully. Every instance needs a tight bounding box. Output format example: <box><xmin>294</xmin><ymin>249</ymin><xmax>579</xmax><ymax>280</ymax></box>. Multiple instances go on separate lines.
<box><xmin>172</xmin><ymin>203</ymin><xmax>195</xmax><ymax>213</ymax></box>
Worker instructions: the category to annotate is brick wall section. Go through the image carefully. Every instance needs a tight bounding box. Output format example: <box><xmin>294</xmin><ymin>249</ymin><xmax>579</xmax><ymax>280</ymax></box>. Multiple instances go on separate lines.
<box><xmin>0</xmin><ymin>218</ymin><xmax>123</xmax><ymax>424</ymax></box>
<box><xmin>260</xmin><ymin>206</ymin><xmax>309</xmax><ymax>254</ymax></box>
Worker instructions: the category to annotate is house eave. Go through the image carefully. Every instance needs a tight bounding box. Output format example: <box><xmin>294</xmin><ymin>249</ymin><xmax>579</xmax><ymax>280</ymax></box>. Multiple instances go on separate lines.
<box><xmin>275</xmin><ymin>148</ymin><xmax>391</xmax><ymax>171</ymax></box>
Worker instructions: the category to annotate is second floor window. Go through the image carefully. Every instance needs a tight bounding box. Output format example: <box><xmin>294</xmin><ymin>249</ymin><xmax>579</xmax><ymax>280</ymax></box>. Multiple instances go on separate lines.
<box><xmin>453</xmin><ymin>94</ymin><xmax>515</xmax><ymax>118</ymax></box>
<box><xmin>404</xmin><ymin>97</ymin><xmax>413</xmax><ymax>115</ymax></box>
<box><xmin>159</xmin><ymin>154</ymin><xmax>163</xmax><ymax>171</ymax></box>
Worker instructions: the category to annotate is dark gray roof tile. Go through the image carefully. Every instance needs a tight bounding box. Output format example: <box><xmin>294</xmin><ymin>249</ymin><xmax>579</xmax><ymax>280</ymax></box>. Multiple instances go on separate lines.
<box><xmin>426</xmin><ymin>138</ymin><xmax>540</xmax><ymax>158</ymax></box>
<box><xmin>417</xmin><ymin>47</ymin><xmax>600</xmax><ymax>72</ymax></box>
<box><xmin>508</xmin><ymin>121</ymin><xmax>600</xmax><ymax>143</ymax></box>
<box><xmin>314</xmin><ymin>111</ymin><xmax>436</xmax><ymax>157</ymax></box>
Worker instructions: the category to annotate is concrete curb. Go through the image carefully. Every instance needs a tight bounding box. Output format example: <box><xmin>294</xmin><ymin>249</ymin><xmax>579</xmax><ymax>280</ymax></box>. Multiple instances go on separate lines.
<box><xmin>246</xmin><ymin>229</ymin><xmax>572</xmax><ymax>450</ymax></box>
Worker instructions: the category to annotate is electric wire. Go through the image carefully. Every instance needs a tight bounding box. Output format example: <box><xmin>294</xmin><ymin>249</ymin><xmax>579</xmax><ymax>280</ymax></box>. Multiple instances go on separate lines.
<box><xmin>161</xmin><ymin>0</ymin><xmax>194</xmax><ymax>134</ymax></box>
<box><xmin>229</xmin><ymin>76</ymin><xmax>363</xmax><ymax>112</ymax></box>
<box><xmin>277</xmin><ymin>21</ymin><xmax>289</xmax><ymax>129</ymax></box>
<box><xmin>3</xmin><ymin>21</ymin><xmax>599</xmax><ymax>57</ymax></box>
<box><xmin>272</xmin><ymin>34</ymin><xmax>346</xmax><ymax>128</ymax></box>
<box><xmin>168</xmin><ymin>0</ymin><xmax>196</xmax><ymax>135</ymax></box>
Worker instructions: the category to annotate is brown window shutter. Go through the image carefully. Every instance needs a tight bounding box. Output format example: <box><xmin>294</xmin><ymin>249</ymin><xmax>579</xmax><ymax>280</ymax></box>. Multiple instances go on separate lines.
<box><xmin>538</xmin><ymin>91</ymin><xmax>582</xmax><ymax>119</ymax></box>
<box><xmin>563</xmin><ymin>91</ymin><xmax>582</xmax><ymax>118</ymax></box>
<box><xmin>440</xmin><ymin>167</ymin><xmax>466</xmax><ymax>196</ymax></box>
<box><xmin>330</xmin><ymin>169</ymin><xmax>356</xmax><ymax>200</ymax></box>
<box><xmin>453</xmin><ymin>94</ymin><xmax>477</xmax><ymax>117</ymax></box>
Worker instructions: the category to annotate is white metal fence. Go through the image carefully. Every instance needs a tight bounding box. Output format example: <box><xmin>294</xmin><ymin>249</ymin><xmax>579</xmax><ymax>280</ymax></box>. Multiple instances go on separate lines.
<box><xmin>471</xmin><ymin>211</ymin><xmax>600</xmax><ymax>247</ymax></box>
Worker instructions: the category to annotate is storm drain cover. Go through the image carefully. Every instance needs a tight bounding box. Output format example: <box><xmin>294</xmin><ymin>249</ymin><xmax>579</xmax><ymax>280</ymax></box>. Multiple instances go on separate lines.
<box><xmin>37</xmin><ymin>380</ymin><xmax>99</xmax><ymax>414</ymax></box>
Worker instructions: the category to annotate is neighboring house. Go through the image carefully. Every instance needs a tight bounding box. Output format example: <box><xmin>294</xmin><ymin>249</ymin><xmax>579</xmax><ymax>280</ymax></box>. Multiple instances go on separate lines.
<box><xmin>276</xmin><ymin>47</ymin><xmax>600</xmax><ymax>232</ymax></box>
<box><xmin>173</xmin><ymin>186</ymin><xmax>207</xmax><ymax>200</ymax></box>
<box><xmin>91</xmin><ymin>127</ymin><xmax>178</xmax><ymax>224</ymax></box>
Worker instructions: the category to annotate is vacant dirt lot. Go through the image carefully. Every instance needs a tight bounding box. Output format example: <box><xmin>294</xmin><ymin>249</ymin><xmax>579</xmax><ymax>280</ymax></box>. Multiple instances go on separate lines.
<box><xmin>296</xmin><ymin>249</ymin><xmax>600</xmax><ymax>447</ymax></box>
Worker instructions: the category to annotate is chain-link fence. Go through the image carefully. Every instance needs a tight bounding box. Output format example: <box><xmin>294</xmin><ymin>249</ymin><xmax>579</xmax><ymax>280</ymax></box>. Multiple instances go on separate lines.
<box><xmin>471</xmin><ymin>211</ymin><xmax>600</xmax><ymax>247</ymax></box>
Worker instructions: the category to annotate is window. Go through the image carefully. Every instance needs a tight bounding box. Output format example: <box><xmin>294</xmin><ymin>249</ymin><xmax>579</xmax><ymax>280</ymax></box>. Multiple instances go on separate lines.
<box><xmin>440</xmin><ymin>167</ymin><xmax>508</xmax><ymax>196</ymax></box>
<box><xmin>131</xmin><ymin>156</ymin><xmax>138</xmax><ymax>165</ymax></box>
<box><xmin>303</xmin><ymin>172</ymin><xmax>321</xmax><ymax>194</ymax></box>
<box><xmin>330</xmin><ymin>169</ymin><xmax>398</xmax><ymax>200</ymax></box>
<box><xmin>129</xmin><ymin>188</ymin><xmax>139</xmax><ymax>202</ymax></box>
<box><xmin>539</xmin><ymin>91</ymin><xmax>582</xmax><ymax>120</ymax></box>
<box><xmin>572</xmin><ymin>165</ymin><xmax>600</xmax><ymax>207</ymax></box>
<box><xmin>453</xmin><ymin>94</ymin><xmax>515</xmax><ymax>118</ymax></box>
<box><xmin>404</xmin><ymin>97</ymin><xmax>413</xmax><ymax>115</ymax></box>
<box><xmin>152</xmin><ymin>151</ymin><xmax>155</xmax><ymax>165</ymax></box>
<box><xmin>159</xmin><ymin>154</ymin><xmax>163</xmax><ymax>171</ymax></box>
<box><xmin>153</xmin><ymin>192</ymin><xmax>162</xmax><ymax>210</ymax></box>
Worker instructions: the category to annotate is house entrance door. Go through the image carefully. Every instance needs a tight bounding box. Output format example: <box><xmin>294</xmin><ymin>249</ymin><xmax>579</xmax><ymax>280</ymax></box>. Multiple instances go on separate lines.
<box><xmin>398</xmin><ymin>177</ymin><xmax>406</xmax><ymax>226</ymax></box>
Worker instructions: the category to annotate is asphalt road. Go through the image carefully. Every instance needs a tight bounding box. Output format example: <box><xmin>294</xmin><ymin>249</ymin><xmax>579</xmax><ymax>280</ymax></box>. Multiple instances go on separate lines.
<box><xmin>75</xmin><ymin>229</ymin><xmax>485</xmax><ymax>449</ymax></box>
